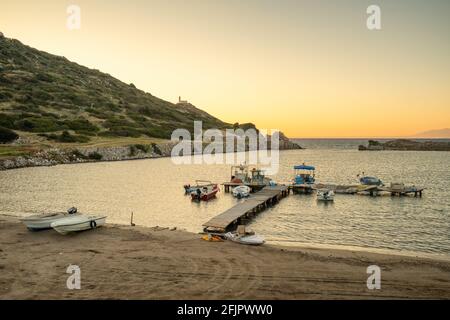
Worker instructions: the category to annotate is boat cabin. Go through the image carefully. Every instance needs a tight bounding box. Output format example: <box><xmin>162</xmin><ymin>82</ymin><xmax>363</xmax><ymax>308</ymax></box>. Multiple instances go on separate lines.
<box><xmin>230</xmin><ymin>164</ymin><xmax>249</xmax><ymax>183</ymax></box>
<box><xmin>293</xmin><ymin>164</ymin><xmax>315</xmax><ymax>185</ymax></box>
<box><xmin>249</xmin><ymin>168</ymin><xmax>270</xmax><ymax>185</ymax></box>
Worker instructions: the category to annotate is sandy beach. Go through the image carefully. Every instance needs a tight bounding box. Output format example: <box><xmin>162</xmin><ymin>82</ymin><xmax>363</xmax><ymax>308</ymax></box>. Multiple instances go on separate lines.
<box><xmin>0</xmin><ymin>215</ymin><xmax>449</xmax><ymax>300</ymax></box>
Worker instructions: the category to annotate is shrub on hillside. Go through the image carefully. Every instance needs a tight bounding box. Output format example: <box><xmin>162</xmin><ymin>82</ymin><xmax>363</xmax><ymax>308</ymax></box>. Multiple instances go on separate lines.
<box><xmin>0</xmin><ymin>91</ymin><xmax>13</xmax><ymax>101</ymax></box>
<box><xmin>98</xmin><ymin>127</ymin><xmax>141</xmax><ymax>138</ymax></box>
<box><xmin>88</xmin><ymin>151</ymin><xmax>102</xmax><ymax>160</ymax></box>
<box><xmin>15</xmin><ymin>117</ymin><xmax>63</xmax><ymax>132</ymax></box>
<box><xmin>39</xmin><ymin>131</ymin><xmax>90</xmax><ymax>143</ymax></box>
<box><xmin>65</xmin><ymin>119</ymin><xmax>99</xmax><ymax>133</ymax></box>
<box><xmin>135</xmin><ymin>144</ymin><xmax>150</xmax><ymax>153</ymax></box>
<box><xmin>0</xmin><ymin>126</ymin><xmax>19</xmax><ymax>143</ymax></box>
<box><xmin>151</xmin><ymin>143</ymin><xmax>162</xmax><ymax>155</ymax></box>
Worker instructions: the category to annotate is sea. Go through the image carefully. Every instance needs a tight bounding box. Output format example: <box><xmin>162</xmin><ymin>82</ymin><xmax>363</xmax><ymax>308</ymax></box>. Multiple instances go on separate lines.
<box><xmin>1</xmin><ymin>139</ymin><xmax>449</xmax><ymax>257</ymax></box>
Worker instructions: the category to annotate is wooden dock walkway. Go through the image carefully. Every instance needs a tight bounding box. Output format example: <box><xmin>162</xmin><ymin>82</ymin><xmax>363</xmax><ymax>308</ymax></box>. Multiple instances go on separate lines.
<box><xmin>203</xmin><ymin>185</ymin><xmax>289</xmax><ymax>232</ymax></box>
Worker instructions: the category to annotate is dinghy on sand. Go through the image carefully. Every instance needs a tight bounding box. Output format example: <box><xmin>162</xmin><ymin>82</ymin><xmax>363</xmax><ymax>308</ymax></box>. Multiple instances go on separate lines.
<box><xmin>224</xmin><ymin>225</ymin><xmax>265</xmax><ymax>245</ymax></box>
<box><xmin>224</xmin><ymin>232</ymin><xmax>265</xmax><ymax>245</ymax></box>
<box><xmin>51</xmin><ymin>215</ymin><xmax>107</xmax><ymax>235</ymax></box>
<box><xmin>20</xmin><ymin>207</ymin><xmax>79</xmax><ymax>231</ymax></box>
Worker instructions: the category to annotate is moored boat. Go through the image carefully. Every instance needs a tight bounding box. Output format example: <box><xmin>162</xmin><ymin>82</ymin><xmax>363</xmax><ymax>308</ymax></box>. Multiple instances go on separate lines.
<box><xmin>317</xmin><ymin>189</ymin><xmax>335</xmax><ymax>201</ymax></box>
<box><xmin>229</xmin><ymin>164</ymin><xmax>274</xmax><ymax>189</ymax></box>
<box><xmin>224</xmin><ymin>232</ymin><xmax>265</xmax><ymax>245</ymax></box>
<box><xmin>358</xmin><ymin>173</ymin><xmax>383</xmax><ymax>186</ymax></box>
<box><xmin>293</xmin><ymin>164</ymin><xmax>316</xmax><ymax>185</ymax></box>
<box><xmin>50</xmin><ymin>215</ymin><xmax>107</xmax><ymax>235</ymax></box>
<box><xmin>184</xmin><ymin>180</ymin><xmax>214</xmax><ymax>194</ymax></box>
<box><xmin>232</xmin><ymin>185</ymin><xmax>251</xmax><ymax>199</ymax></box>
<box><xmin>20</xmin><ymin>207</ymin><xmax>79</xmax><ymax>231</ymax></box>
<box><xmin>191</xmin><ymin>183</ymin><xmax>219</xmax><ymax>201</ymax></box>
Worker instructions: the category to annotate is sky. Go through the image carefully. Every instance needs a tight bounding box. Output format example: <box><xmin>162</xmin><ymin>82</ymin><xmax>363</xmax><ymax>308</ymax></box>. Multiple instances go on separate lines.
<box><xmin>1</xmin><ymin>0</ymin><xmax>449</xmax><ymax>138</ymax></box>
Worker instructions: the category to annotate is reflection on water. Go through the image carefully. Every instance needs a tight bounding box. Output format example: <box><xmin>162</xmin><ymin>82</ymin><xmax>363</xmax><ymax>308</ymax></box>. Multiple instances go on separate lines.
<box><xmin>0</xmin><ymin>147</ymin><xmax>449</xmax><ymax>255</ymax></box>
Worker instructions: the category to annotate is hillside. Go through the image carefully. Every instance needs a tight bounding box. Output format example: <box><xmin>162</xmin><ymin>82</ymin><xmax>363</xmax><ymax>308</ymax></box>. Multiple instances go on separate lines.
<box><xmin>0</xmin><ymin>34</ymin><xmax>230</xmax><ymax>144</ymax></box>
<box><xmin>0</xmin><ymin>34</ymin><xmax>300</xmax><ymax>168</ymax></box>
<box><xmin>411</xmin><ymin>128</ymin><xmax>450</xmax><ymax>139</ymax></box>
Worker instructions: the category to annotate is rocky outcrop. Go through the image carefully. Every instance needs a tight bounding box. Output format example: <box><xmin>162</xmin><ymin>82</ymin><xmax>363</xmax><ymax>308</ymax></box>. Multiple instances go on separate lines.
<box><xmin>359</xmin><ymin>139</ymin><xmax>450</xmax><ymax>151</ymax></box>
<box><xmin>278</xmin><ymin>132</ymin><xmax>302</xmax><ymax>150</ymax></box>
<box><xmin>0</xmin><ymin>142</ymin><xmax>176</xmax><ymax>171</ymax></box>
<box><xmin>0</xmin><ymin>135</ymin><xmax>302</xmax><ymax>170</ymax></box>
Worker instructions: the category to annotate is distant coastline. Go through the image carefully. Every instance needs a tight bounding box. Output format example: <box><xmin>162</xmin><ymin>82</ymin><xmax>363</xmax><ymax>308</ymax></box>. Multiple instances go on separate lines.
<box><xmin>358</xmin><ymin>139</ymin><xmax>450</xmax><ymax>151</ymax></box>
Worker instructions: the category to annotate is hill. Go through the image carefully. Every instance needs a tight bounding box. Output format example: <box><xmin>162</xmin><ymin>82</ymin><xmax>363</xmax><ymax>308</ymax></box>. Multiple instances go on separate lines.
<box><xmin>0</xmin><ymin>34</ymin><xmax>300</xmax><ymax>168</ymax></box>
<box><xmin>411</xmin><ymin>128</ymin><xmax>450</xmax><ymax>138</ymax></box>
<box><xmin>0</xmin><ymin>34</ymin><xmax>232</xmax><ymax>144</ymax></box>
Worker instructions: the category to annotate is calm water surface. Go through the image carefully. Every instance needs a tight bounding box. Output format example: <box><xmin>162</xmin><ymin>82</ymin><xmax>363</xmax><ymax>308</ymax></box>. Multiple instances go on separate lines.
<box><xmin>1</xmin><ymin>142</ymin><xmax>449</xmax><ymax>256</ymax></box>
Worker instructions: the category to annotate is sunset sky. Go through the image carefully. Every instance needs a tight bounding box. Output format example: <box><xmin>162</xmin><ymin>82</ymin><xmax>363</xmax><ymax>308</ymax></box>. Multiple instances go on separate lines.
<box><xmin>1</xmin><ymin>0</ymin><xmax>449</xmax><ymax>138</ymax></box>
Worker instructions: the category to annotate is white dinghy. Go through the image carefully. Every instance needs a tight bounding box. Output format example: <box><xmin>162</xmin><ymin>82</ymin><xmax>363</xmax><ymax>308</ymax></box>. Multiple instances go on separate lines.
<box><xmin>317</xmin><ymin>189</ymin><xmax>335</xmax><ymax>201</ymax></box>
<box><xmin>20</xmin><ymin>207</ymin><xmax>79</xmax><ymax>231</ymax></box>
<box><xmin>224</xmin><ymin>225</ymin><xmax>265</xmax><ymax>245</ymax></box>
<box><xmin>232</xmin><ymin>185</ymin><xmax>251</xmax><ymax>199</ymax></box>
<box><xmin>51</xmin><ymin>215</ymin><xmax>107</xmax><ymax>235</ymax></box>
<box><xmin>224</xmin><ymin>232</ymin><xmax>265</xmax><ymax>245</ymax></box>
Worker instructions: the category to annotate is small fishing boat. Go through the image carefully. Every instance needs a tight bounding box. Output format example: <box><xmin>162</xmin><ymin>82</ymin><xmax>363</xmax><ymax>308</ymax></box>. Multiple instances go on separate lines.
<box><xmin>51</xmin><ymin>215</ymin><xmax>107</xmax><ymax>235</ymax></box>
<box><xmin>20</xmin><ymin>207</ymin><xmax>79</xmax><ymax>231</ymax></box>
<box><xmin>232</xmin><ymin>185</ymin><xmax>251</xmax><ymax>199</ymax></box>
<box><xmin>358</xmin><ymin>173</ymin><xmax>383</xmax><ymax>186</ymax></box>
<box><xmin>317</xmin><ymin>189</ymin><xmax>335</xmax><ymax>201</ymax></box>
<box><xmin>293</xmin><ymin>164</ymin><xmax>316</xmax><ymax>185</ymax></box>
<box><xmin>184</xmin><ymin>180</ymin><xmax>213</xmax><ymax>194</ymax></box>
<box><xmin>230</xmin><ymin>164</ymin><xmax>274</xmax><ymax>187</ymax></box>
<box><xmin>191</xmin><ymin>184</ymin><xmax>219</xmax><ymax>201</ymax></box>
<box><xmin>230</xmin><ymin>164</ymin><xmax>249</xmax><ymax>183</ymax></box>
<box><xmin>224</xmin><ymin>232</ymin><xmax>265</xmax><ymax>245</ymax></box>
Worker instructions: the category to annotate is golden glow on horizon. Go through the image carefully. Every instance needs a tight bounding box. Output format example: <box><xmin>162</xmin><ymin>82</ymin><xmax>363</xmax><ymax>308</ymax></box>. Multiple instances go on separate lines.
<box><xmin>1</xmin><ymin>0</ymin><xmax>449</xmax><ymax>138</ymax></box>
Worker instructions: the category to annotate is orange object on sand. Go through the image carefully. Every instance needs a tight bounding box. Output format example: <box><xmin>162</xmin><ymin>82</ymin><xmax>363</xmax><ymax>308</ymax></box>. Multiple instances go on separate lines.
<box><xmin>201</xmin><ymin>234</ymin><xmax>223</xmax><ymax>242</ymax></box>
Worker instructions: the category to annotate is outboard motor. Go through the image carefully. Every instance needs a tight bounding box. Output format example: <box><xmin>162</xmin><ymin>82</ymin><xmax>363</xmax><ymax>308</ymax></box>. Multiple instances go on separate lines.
<box><xmin>67</xmin><ymin>207</ymin><xmax>77</xmax><ymax>215</ymax></box>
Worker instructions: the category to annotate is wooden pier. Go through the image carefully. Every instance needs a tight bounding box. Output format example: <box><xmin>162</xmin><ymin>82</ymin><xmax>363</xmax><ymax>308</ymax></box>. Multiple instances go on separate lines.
<box><xmin>203</xmin><ymin>185</ymin><xmax>289</xmax><ymax>232</ymax></box>
<box><xmin>380</xmin><ymin>186</ymin><xmax>424</xmax><ymax>197</ymax></box>
<box><xmin>314</xmin><ymin>183</ymin><xmax>424</xmax><ymax>197</ymax></box>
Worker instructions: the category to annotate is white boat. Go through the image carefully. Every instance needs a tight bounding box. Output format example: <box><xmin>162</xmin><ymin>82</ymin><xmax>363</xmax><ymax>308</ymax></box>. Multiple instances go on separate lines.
<box><xmin>317</xmin><ymin>189</ymin><xmax>335</xmax><ymax>201</ymax></box>
<box><xmin>20</xmin><ymin>207</ymin><xmax>79</xmax><ymax>231</ymax></box>
<box><xmin>51</xmin><ymin>215</ymin><xmax>107</xmax><ymax>235</ymax></box>
<box><xmin>232</xmin><ymin>185</ymin><xmax>251</xmax><ymax>198</ymax></box>
<box><xmin>224</xmin><ymin>232</ymin><xmax>265</xmax><ymax>245</ymax></box>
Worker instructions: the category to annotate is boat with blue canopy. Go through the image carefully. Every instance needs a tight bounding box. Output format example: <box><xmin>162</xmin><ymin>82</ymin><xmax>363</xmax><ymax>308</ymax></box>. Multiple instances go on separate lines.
<box><xmin>293</xmin><ymin>164</ymin><xmax>316</xmax><ymax>185</ymax></box>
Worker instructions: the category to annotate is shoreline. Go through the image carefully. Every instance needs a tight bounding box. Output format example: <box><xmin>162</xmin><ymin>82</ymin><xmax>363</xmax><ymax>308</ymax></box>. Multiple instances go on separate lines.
<box><xmin>3</xmin><ymin>213</ymin><xmax>448</xmax><ymax>263</ymax></box>
<box><xmin>0</xmin><ymin>140</ymin><xmax>302</xmax><ymax>171</ymax></box>
<box><xmin>1</xmin><ymin>215</ymin><xmax>449</xmax><ymax>299</ymax></box>
<box><xmin>267</xmin><ymin>240</ymin><xmax>450</xmax><ymax>263</ymax></box>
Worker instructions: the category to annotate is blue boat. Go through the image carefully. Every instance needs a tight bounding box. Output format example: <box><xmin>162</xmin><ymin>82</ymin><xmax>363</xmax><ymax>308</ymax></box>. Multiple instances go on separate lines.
<box><xmin>359</xmin><ymin>176</ymin><xmax>383</xmax><ymax>186</ymax></box>
<box><xmin>293</xmin><ymin>164</ymin><xmax>316</xmax><ymax>185</ymax></box>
